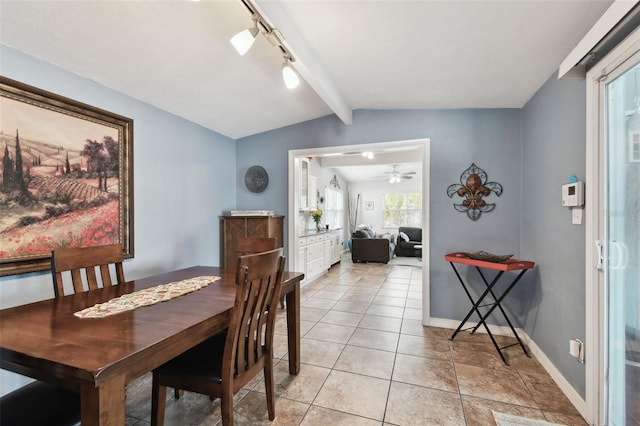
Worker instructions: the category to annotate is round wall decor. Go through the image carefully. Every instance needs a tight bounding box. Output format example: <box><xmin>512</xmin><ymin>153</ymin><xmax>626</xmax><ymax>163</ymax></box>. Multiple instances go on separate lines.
<box><xmin>245</xmin><ymin>165</ymin><xmax>269</xmax><ymax>193</ymax></box>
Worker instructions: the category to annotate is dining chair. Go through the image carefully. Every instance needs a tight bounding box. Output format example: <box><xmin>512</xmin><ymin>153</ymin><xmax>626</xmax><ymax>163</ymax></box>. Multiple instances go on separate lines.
<box><xmin>235</xmin><ymin>237</ymin><xmax>277</xmax><ymax>261</ymax></box>
<box><xmin>51</xmin><ymin>243</ymin><xmax>125</xmax><ymax>297</ymax></box>
<box><xmin>151</xmin><ymin>248</ymin><xmax>285</xmax><ymax>426</ymax></box>
<box><xmin>236</xmin><ymin>237</ymin><xmax>285</xmax><ymax>308</ymax></box>
<box><xmin>0</xmin><ymin>381</ymin><xmax>80</xmax><ymax>426</ymax></box>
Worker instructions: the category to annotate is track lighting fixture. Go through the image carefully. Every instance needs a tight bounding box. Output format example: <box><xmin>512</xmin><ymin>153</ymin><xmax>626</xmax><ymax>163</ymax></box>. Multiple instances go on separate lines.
<box><xmin>230</xmin><ymin>17</ymin><xmax>259</xmax><ymax>56</ymax></box>
<box><xmin>231</xmin><ymin>0</ymin><xmax>301</xmax><ymax>90</ymax></box>
<box><xmin>362</xmin><ymin>151</ymin><xmax>374</xmax><ymax>159</ymax></box>
<box><xmin>282</xmin><ymin>57</ymin><xmax>299</xmax><ymax>89</ymax></box>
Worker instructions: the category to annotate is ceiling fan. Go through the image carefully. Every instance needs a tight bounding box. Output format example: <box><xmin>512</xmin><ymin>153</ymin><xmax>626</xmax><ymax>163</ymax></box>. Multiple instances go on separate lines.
<box><xmin>375</xmin><ymin>165</ymin><xmax>416</xmax><ymax>183</ymax></box>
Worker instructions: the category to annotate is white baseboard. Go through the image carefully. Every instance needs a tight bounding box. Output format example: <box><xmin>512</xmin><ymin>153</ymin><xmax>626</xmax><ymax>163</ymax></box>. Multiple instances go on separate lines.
<box><xmin>427</xmin><ymin>317</ymin><xmax>587</xmax><ymax>420</ymax></box>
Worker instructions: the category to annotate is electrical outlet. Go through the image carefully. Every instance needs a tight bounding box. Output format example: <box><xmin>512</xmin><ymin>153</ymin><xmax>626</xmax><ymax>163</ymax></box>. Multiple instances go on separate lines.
<box><xmin>569</xmin><ymin>339</ymin><xmax>584</xmax><ymax>363</ymax></box>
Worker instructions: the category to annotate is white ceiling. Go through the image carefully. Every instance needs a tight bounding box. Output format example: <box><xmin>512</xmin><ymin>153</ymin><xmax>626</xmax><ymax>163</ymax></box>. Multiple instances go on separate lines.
<box><xmin>0</xmin><ymin>0</ymin><xmax>613</xmax><ymax>143</ymax></box>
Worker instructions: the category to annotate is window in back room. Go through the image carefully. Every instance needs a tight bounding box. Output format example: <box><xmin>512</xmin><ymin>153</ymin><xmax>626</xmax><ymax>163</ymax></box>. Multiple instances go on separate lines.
<box><xmin>384</xmin><ymin>193</ymin><xmax>421</xmax><ymax>228</ymax></box>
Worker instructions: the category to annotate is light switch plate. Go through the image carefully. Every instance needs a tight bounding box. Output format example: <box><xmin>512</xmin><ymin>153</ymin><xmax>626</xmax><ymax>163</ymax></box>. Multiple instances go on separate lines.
<box><xmin>572</xmin><ymin>208</ymin><xmax>583</xmax><ymax>225</ymax></box>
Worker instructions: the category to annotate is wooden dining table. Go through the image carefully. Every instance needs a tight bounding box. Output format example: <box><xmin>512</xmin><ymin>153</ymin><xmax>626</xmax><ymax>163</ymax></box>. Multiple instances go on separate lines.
<box><xmin>0</xmin><ymin>265</ymin><xmax>303</xmax><ymax>425</ymax></box>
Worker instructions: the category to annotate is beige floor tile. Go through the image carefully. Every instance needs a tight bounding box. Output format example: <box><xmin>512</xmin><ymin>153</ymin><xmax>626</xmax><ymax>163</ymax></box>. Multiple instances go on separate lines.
<box><xmin>300</xmin><ymin>406</ymin><xmax>382</xmax><ymax>425</ymax></box>
<box><xmin>450</xmin><ymin>340</ymin><xmax>512</xmax><ymax>370</ymax></box>
<box><xmin>397</xmin><ymin>333</ymin><xmax>452</xmax><ymax>361</ymax></box>
<box><xmin>313</xmin><ymin>370</ymin><xmax>390</xmax><ymax>421</ymax></box>
<box><xmin>392</xmin><ymin>353</ymin><xmax>458</xmax><ymax>392</ymax></box>
<box><xmin>123</xmin><ymin>260</ymin><xmax>583</xmax><ymax>426</ymax></box>
<box><xmin>400</xmin><ymin>320</ymin><xmax>453</xmax><ymax>340</ymax></box>
<box><xmin>403</xmin><ymin>307</ymin><xmax>422</xmax><ymax>320</ymax></box>
<box><xmin>455</xmin><ymin>363</ymin><xmax>538</xmax><ymax>408</ymax></box>
<box><xmin>358</xmin><ymin>314</ymin><xmax>403</xmax><ymax>333</ymax></box>
<box><xmin>313</xmin><ymin>289</ymin><xmax>347</xmax><ymax>300</ymax></box>
<box><xmin>254</xmin><ymin>360</ymin><xmax>331</xmax><ymax>404</ymax></box>
<box><xmin>348</xmin><ymin>328</ymin><xmax>399</xmax><ymax>352</ymax></box>
<box><xmin>372</xmin><ymin>295</ymin><xmax>406</xmax><ymax>307</ymax></box>
<box><xmin>519</xmin><ymin>370</ymin><xmax>583</xmax><ymax>416</ymax></box>
<box><xmin>319</xmin><ymin>310</ymin><xmax>363</xmax><ymax>327</ymax></box>
<box><xmin>301</xmin><ymin>297</ymin><xmax>337</xmax><ymax>310</ymax></box>
<box><xmin>300</xmin><ymin>337</ymin><xmax>345</xmax><ymax>368</ymax></box>
<box><xmin>461</xmin><ymin>395</ymin><xmax>547</xmax><ymax>426</ymax></box>
<box><xmin>377</xmin><ymin>289</ymin><xmax>408</xmax><ymax>298</ymax></box>
<box><xmin>332</xmin><ymin>300</ymin><xmax>370</xmax><ymax>314</ymax></box>
<box><xmin>404</xmin><ymin>298</ymin><xmax>422</xmax><ymax>309</ymax></box>
<box><xmin>334</xmin><ymin>345</ymin><xmax>396</xmax><ymax>379</ymax></box>
<box><xmin>340</xmin><ymin>293</ymin><xmax>376</xmax><ymax>304</ymax></box>
<box><xmin>232</xmin><ymin>390</ymin><xmax>309</xmax><ymax>425</ymax></box>
<box><xmin>366</xmin><ymin>304</ymin><xmax>404</xmax><ymax>318</ymax></box>
<box><xmin>385</xmin><ymin>381</ymin><xmax>465</xmax><ymax>426</ymax></box>
<box><xmin>305</xmin><ymin>322</ymin><xmax>355</xmax><ymax>344</ymax></box>
<box><xmin>300</xmin><ymin>306</ymin><xmax>329</xmax><ymax>322</ymax></box>
<box><xmin>543</xmin><ymin>410</ymin><xmax>589</xmax><ymax>425</ymax></box>
<box><xmin>380</xmin><ymin>283</ymin><xmax>409</xmax><ymax>291</ymax></box>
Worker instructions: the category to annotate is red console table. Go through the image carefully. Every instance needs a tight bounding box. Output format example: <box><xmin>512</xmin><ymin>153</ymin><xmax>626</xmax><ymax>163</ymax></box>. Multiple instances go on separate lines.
<box><xmin>445</xmin><ymin>252</ymin><xmax>535</xmax><ymax>364</ymax></box>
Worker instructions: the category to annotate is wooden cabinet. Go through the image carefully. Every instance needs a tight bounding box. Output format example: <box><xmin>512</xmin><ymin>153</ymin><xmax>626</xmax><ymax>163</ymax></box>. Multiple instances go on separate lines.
<box><xmin>221</xmin><ymin>215</ymin><xmax>284</xmax><ymax>269</ymax></box>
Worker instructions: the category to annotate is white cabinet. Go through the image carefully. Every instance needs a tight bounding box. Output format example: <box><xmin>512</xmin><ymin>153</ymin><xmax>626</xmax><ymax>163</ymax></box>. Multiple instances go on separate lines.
<box><xmin>329</xmin><ymin>232</ymin><xmax>341</xmax><ymax>265</ymax></box>
<box><xmin>299</xmin><ymin>158</ymin><xmax>310</xmax><ymax>210</ymax></box>
<box><xmin>299</xmin><ymin>230</ymin><xmax>342</xmax><ymax>284</ymax></box>
<box><xmin>309</xmin><ymin>175</ymin><xmax>318</xmax><ymax>210</ymax></box>
<box><xmin>324</xmin><ymin>239</ymin><xmax>332</xmax><ymax>269</ymax></box>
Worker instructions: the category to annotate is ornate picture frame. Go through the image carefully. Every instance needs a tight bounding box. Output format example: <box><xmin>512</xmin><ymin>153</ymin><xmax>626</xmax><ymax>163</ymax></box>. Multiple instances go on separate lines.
<box><xmin>0</xmin><ymin>77</ymin><xmax>134</xmax><ymax>276</ymax></box>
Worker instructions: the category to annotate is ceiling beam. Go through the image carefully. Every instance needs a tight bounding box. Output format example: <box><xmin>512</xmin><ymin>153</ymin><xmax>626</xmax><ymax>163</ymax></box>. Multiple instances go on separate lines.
<box><xmin>253</xmin><ymin>0</ymin><xmax>353</xmax><ymax>125</ymax></box>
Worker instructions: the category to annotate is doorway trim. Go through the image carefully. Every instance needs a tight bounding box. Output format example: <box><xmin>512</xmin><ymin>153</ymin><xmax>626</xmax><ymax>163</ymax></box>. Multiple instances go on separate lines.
<box><xmin>287</xmin><ymin>138</ymin><xmax>431</xmax><ymax>323</ymax></box>
<box><xmin>585</xmin><ymin>26</ymin><xmax>640</xmax><ymax>426</ymax></box>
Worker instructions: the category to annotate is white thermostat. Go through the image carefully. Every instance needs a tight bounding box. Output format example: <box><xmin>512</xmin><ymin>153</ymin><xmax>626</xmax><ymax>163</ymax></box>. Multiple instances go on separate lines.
<box><xmin>562</xmin><ymin>182</ymin><xmax>584</xmax><ymax>207</ymax></box>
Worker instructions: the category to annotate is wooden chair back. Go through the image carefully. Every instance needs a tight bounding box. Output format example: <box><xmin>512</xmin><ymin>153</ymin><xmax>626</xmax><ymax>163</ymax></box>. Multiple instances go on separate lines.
<box><xmin>235</xmin><ymin>237</ymin><xmax>277</xmax><ymax>275</ymax></box>
<box><xmin>236</xmin><ymin>237</ymin><xmax>277</xmax><ymax>256</ymax></box>
<box><xmin>51</xmin><ymin>243</ymin><xmax>125</xmax><ymax>297</ymax></box>
<box><xmin>226</xmin><ymin>248</ymin><xmax>285</xmax><ymax>388</ymax></box>
<box><xmin>150</xmin><ymin>248</ymin><xmax>285</xmax><ymax>426</ymax></box>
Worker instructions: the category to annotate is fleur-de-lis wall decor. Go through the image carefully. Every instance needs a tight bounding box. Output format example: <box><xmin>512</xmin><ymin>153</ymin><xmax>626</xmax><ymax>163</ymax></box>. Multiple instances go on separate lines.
<box><xmin>447</xmin><ymin>163</ymin><xmax>503</xmax><ymax>221</ymax></box>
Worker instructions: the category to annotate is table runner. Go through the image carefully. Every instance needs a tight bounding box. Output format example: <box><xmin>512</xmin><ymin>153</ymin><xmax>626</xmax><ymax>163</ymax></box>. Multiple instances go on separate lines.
<box><xmin>74</xmin><ymin>275</ymin><xmax>221</xmax><ymax>318</ymax></box>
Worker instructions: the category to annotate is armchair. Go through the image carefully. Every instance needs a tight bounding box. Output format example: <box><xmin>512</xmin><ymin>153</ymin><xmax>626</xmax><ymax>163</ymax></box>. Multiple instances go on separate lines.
<box><xmin>395</xmin><ymin>226</ymin><xmax>423</xmax><ymax>257</ymax></box>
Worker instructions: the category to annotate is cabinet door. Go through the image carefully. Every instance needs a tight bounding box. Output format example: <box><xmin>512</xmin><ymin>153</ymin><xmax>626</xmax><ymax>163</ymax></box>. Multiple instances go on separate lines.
<box><xmin>300</xmin><ymin>158</ymin><xmax>309</xmax><ymax>209</ymax></box>
<box><xmin>309</xmin><ymin>176</ymin><xmax>318</xmax><ymax>210</ymax></box>
<box><xmin>297</xmin><ymin>246</ymin><xmax>306</xmax><ymax>278</ymax></box>
<box><xmin>222</xmin><ymin>217</ymin><xmax>245</xmax><ymax>268</ymax></box>
<box><xmin>324</xmin><ymin>240</ymin><xmax>331</xmax><ymax>269</ymax></box>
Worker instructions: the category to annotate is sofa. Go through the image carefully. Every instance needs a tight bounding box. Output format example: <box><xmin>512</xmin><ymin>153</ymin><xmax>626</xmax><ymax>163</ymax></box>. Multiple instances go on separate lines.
<box><xmin>351</xmin><ymin>227</ymin><xmax>395</xmax><ymax>264</ymax></box>
<box><xmin>395</xmin><ymin>226</ymin><xmax>422</xmax><ymax>257</ymax></box>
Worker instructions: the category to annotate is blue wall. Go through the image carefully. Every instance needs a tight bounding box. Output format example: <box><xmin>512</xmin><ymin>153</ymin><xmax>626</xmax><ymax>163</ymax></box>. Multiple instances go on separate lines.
<box><xmin>236</xmin><ymin>109</ymin><xmax>524</xmax><ymax>322</ymax></box>
<box><xmin>1</xmin><ymin>43</ymin><xmax>589</xmax><ymax>400</ymax></box>
<box><xmin>0</xmin><ymin>45</ymin><xmax>236</xmax><ymax>391</ymax></box>
<box><xmin>522</xmin><ymin>72</ymin><xmax>587</xmax><ymax>396</ymax></box>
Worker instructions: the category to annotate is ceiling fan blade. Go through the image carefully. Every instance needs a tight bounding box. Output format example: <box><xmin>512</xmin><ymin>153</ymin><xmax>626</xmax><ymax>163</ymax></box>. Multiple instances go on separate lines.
<box><xmin>401</xmin><ymin>171</ymin><xmax>416</xmax><ymax>175</ymax></box>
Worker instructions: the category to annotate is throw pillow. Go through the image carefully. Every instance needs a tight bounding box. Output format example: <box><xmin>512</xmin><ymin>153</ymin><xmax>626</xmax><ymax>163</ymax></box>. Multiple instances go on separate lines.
<box><xmin>399</xmin><ymin>232</ymin><xmax>409</xmax><ymax>242</ymax></box>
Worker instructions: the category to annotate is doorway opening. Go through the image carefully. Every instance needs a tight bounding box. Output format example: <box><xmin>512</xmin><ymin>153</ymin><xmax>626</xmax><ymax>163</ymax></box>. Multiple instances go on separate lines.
<box><xmin>287</xmin><ymin>138</ymin><xmax>431</xmax><ymax>323</ymax></box>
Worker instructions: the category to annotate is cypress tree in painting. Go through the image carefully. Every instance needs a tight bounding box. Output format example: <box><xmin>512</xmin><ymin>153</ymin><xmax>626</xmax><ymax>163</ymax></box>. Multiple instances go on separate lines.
<box><xmin>65</xmin><ymin>151</ymin><xmax>71</xmax><ymax>175</ymax></box>
<box><xmin>2</xmin><ymin>142</ymin><xmax>14</xmax><ymax>192</ymax></box>
<box><xmin>13</xmin><ymin>130</ymin><xmax>26</xmax><ymax>192</ymax></box>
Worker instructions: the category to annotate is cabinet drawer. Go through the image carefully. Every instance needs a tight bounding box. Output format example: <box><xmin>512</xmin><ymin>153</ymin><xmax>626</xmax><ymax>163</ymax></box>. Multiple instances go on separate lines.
<box><xmin>306</xmin><ymin>235</ymin><xmax>317</xmax><ymax>244</ymax></box>
<box><xmin>307</xmin><ymin>257</ymin><xmax>324</xmax><ymax>279</ymax></box>
<box><xmin>298</xmin><ymin>237</ymin><xmax>307</xmax><ymax>247</ymax></box>
<box><xmin>307</xmin><ymin>242</ymin><xmax>324</xmax><ymax>261</ymax></box>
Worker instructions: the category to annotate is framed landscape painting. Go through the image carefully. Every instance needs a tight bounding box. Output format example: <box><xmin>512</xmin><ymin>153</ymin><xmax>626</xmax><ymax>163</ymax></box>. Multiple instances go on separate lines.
<box><xmin>0</xmin><ymin>77</ymin><xmax>134</xmax><ymax>276</ymax></box>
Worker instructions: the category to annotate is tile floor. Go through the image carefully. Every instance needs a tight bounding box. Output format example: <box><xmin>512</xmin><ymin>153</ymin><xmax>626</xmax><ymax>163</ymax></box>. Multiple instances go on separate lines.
<box><xmin>124</xmin><ymin>256</ymin><xmax>588</xmax><ymax>425</ymax></box>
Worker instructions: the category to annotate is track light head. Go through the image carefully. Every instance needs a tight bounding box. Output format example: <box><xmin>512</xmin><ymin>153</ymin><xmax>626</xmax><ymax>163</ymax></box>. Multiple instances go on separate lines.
<box><xmin>282</xmin><ymin>60</ymin><xmax>300</xmax><ymax>89</ymax></box>
<box><xmin>230</xmin><ymin>18</ymin><xmax>259</xmax><ymax>56</ymax></box>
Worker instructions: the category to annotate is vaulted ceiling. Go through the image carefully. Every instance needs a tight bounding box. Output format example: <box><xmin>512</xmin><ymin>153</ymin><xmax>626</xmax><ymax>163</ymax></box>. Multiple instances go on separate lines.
<box><xmin>1</xmin><ymin>0</ymin><xmax>612</xmax><ymax>142</ymax></box>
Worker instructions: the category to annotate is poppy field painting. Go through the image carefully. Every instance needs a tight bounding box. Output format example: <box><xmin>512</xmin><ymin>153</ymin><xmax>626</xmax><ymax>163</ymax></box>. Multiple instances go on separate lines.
<box><xmin>0</xmin><ymin>77</ymin><xmax>133</xmax><ymax>276</ymax></box>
